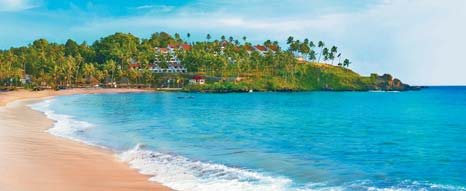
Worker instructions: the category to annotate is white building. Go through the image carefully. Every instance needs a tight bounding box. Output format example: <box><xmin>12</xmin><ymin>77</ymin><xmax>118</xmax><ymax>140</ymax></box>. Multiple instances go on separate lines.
<box><xmin>189</xmin><ymin>75</ymin><xmax>205</xmax><ymax>85</ymax></box>
<box><xmin>151</xmin><ymin>44</ymin><xmax>190</xmax><ymax>73</ymax></box>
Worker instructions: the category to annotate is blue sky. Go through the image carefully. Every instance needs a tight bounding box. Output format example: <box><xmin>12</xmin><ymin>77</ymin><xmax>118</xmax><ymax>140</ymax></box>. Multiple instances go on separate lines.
<box><xmin>1</xmin><ymin>0</ymin><xmax>465</xmax><ymax>85</ymax></box>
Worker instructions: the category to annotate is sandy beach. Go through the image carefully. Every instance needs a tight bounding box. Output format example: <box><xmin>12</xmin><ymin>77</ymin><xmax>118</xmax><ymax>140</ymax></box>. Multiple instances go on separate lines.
<box><xmin>0</xmin><ymin>89</ymin><xmax>172</xmax><ymax>191</ymax></box>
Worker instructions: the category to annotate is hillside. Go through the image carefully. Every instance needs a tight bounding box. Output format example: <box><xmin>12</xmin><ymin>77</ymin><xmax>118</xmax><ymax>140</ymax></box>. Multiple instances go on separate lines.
<box><xmin>0</xmin><ymin>32</ymin><xmax>419</xmax><ymax>92</ymax></box>
<box><xmin>184</xmin><ymin>62</ymin><xmax>418</xmax><ymax>92</ymax></box>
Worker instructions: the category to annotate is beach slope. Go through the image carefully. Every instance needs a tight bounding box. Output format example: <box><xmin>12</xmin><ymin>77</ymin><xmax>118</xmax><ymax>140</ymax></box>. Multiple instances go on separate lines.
<box><xmin>0</xmin><ymin>89</ymin><xmax>171</xmax><ymax>191</ymax></box>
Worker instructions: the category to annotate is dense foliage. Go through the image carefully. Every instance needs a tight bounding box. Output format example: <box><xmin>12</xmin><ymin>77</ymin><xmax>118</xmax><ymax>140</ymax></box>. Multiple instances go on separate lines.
<box><xmin>0</xmin><ymin>32</ymin><xmax>412</xmax><ymax>91</ymax></box>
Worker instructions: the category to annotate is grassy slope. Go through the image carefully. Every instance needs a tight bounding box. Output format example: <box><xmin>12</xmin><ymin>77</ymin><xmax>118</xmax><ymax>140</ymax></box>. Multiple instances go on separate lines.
<box><xmin>185</xmin><ymin>62</ymin><xmax>412</xmax><ymax>92</ymax></box>
<box><xmin>295</xmin><ymin>63</ymin><xmax>375</xmax><ymax>91</ymax></box>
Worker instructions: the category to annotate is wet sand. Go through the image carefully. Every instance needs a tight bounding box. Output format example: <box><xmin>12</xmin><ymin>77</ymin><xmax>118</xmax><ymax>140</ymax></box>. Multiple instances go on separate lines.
<box><xmin>0</xmin><ymin>89</ymin><xmax>172</xmax><ymax>191</ymax></box>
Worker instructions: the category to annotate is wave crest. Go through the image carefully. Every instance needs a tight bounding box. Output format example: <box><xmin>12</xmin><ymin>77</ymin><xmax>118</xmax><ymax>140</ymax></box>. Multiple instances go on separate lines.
<box><xmin>119</xmin><ymin>144</ymin><xmax>296</xmax><ymax>191</ymax></box>
<box><xmin>119</xmin><ymin>144</ymin><xmax>466</xmax><ymax>191</ymax></box>
<box><xmin>29</xmin><ymin>99</ymin><xmax>96</xmax><ymax>143</ymax></box>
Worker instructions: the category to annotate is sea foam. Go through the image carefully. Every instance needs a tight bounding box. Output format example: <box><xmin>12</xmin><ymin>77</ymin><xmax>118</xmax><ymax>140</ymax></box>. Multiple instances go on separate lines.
<box><xmin>118</xmin><ymin>144</ymin><xmax>466</xmax><ymax>191</ymax></box>
<box><xmin>118</xmin><ymin>144</ymin><xmax>302</xmax><ymax>191</ymax></box>
<box><xmin>28</xmin><ymin>99</ymin><xmax>98</xmax><ymax>146</ymax></box>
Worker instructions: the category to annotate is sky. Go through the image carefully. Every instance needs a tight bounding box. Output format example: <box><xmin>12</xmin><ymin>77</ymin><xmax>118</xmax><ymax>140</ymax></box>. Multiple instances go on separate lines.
<box><xmin>1</xmin><ymin>0</ymin><xmax>465</xmax><ymax>85</ymax></box>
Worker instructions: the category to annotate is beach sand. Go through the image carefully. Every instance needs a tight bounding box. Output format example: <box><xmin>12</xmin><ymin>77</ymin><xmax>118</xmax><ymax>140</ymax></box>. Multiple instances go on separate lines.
<box><xmin>0</xmin><ymin>89</ymin><xmax>172</xmax><ymax>191</ymax></box>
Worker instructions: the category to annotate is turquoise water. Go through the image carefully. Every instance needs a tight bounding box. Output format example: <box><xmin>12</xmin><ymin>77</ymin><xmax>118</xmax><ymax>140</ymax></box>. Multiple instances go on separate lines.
<box><xmin>30</xmin><ymin>87</ymin><xmax>466</xmax><ymax>191</ymax></box>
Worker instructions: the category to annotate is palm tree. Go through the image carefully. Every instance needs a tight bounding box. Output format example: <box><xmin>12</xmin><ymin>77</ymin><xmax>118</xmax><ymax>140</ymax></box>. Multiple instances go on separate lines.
<box><xmin>343</xmin><ymin>59</ymin><xmax>351</xmax><ymax>67</ymax></box>
<box><xmin>229</xmin><ymin>36</ymin><xmax>234</xmax><ymax>43</ymax></box>
<box><xmin>74</xmin><ymin>53</ymin><xmax>83</xmax><ymax>85</ymax></box>
<box><xmin>286</xmin><ymin>37</ymin><xmax>295</xmax><ymax>54</ymax></box>
<box><xmin>287</xmin><ymin>36</ymin><xmax>294</xmax><ymax>45</ymax></box>
<box><xmin>330</xmin><ymin>46</ymin><xmax>338</xmax><ymax>65</ymax></box>
<box><xmin>104</xmin><ymin>60</ymin><xmax>116</xmax><ymax>83</ymax></box>
<box><xmin>206</xmin><ymin>34</ymin><xmax>211</xmax><ymax>42</ymax></box>
<box><xmin>317</xmin><ymin>41</ymin><xmax>325</xmax><ymax>62</ymax></box>
<box><xmin>309</xmin><ymin>50</ymin><xmax>317</xmax><ymax>61</ymax></box>
<box><xmin>174</xmin><ymin>33</ymin><xmax>181</xmax><ymax>43</ymax></box>
<box><xmin>329</xmin><ymin>52</ymin><xmax>335</xmax><ymax>65</ymax></box>
<box><xmin>303</xmin><ymin>38</ymin><xmax>309</xmax><ymax>45</ymax></box>
<box><xmin>264</xmin><ymin>40</ymin><xmax>272</xmax><ymax>46</ymax></box>
<box><xmin>242</xmin><ymin>36</ymin><xmax>247</xmax><ymax>44</ymax></box>
<box><xmin>221</xmin><ymin>35</ymin><xmax>226</xmax><ymax>41</ymax></box>
<box><xmin>51</xmin><ymin>64</ymin><xmax>61</xmax><ymax>88</ymax></box>
<box><xmin>187</xmin><ymin>33</ymin><xmax>191</xmax><ymax>43</ymax></box>
<box><xmin>337</xmin><ymin>53</ymin><xmax>342</xmax><ymax>66</ymax></box>
<box><xmin>309</xmin><ymin>41</ymin><xmax>315</xmax><ymax>49</ymax></box>
<box><xmin>322</xmin><ymin>47</ymin><xmax>329</xmax><ymax>62</ymax></box>
<box><xmin>299</xmin><ymin>41</ymin><xmax>310</xmax><ymax>60</ymax></box>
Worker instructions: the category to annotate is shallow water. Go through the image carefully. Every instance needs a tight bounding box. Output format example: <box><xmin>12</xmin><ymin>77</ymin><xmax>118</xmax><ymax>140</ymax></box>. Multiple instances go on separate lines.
<box><xmin>30</xmin><ymin>87</ymin><xmax>466</xmax><ymax>191</ymax></box>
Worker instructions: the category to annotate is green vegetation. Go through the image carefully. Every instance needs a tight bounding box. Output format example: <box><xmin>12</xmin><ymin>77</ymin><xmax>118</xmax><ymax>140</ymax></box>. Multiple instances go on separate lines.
<box><xmin>0</xmin><ymin>32</ymin><xmax>415</xmax><ymax>91</ymax></box>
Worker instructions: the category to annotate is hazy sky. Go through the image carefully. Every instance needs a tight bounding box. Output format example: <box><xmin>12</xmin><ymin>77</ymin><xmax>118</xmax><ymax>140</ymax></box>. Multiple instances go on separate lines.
<box><xmin>1</xmin><ymin>0</ymin><xmax>465</xmax><ymax>85</ymax></box>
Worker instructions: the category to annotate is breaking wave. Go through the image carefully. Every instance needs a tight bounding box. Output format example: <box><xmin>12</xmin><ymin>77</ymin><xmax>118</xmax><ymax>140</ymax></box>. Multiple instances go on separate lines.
<box><xmin>119</xmin><ymin>144</ymin><xmax>465</xmax><ymax>191</ymax></box>
<box><xmin>28</xmin><ymin>99</ymin><xmax>98</xmax><ymax>146</ymax></box>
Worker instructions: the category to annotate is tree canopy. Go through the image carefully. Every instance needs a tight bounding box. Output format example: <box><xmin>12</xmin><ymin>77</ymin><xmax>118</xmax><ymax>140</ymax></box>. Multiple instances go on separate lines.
<box><xmin>5</xmin><ymin>32</ymin><xmax>414</xmax><ymax>92</ymax></box>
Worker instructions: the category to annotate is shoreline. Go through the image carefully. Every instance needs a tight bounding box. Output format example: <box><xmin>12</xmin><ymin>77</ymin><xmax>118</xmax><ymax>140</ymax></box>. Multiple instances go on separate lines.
<box><xmin>0</xmin><ymin>88</ymin><xmax>172</xmax><ymax>191</ymax></box>
<box><xmin>0</xmin><ymin>88</ymin><xmax>155</xmax><ymax>107</ymax></box>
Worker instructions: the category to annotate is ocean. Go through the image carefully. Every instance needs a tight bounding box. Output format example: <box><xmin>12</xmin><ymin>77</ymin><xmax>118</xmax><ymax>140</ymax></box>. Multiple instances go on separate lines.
<box><xmin>29</xmin><ymin>87</ymin><xmax>466</xmax><ymax>191</ymax></box>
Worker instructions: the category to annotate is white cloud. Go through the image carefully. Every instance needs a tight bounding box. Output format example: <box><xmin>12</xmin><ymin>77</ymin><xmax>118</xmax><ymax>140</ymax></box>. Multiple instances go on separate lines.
<box><xmin>0</xmin><ymin>0</ymin><xmax>40</xmax><ymax>12</ymax></box>
<box><xmin>338</xmin><ymin>0</ymin><xmax>466</xmax><ymax>85</ymax></box>
<box><xmin>135</xmin><ymin>5</ymin><xmax>174</xmax><ymax>12</ymax></box>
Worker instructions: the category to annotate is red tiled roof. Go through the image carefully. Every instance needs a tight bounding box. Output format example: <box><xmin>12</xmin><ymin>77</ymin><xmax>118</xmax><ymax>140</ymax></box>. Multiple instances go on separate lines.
<box><xmin>255</xmin><ymin>45</ymin><xmax>266</xmax><ymax>51</ymax></box>
<box><xmin>220</xmin><ymin>40</ymin><xmax>228</xmax><ymax>47</ymax></box>
<box><xmin>267</xmin><ymin>45</ymin><xmax>278</xmax><ymax>51</ymax></box>
<box><xmin>180</xmin><ymin>44</ymin><xmax>191</xmax><ymax>51</ymax></box>
<box><xmin>192</xmin><ymin>75</ymin><xmax>204</xmax><ymax>80</ymax></box>
<box><xmin>168</xmin><ymin>44</ymin><xmax>178</xmax><ymax>48</ymax></box>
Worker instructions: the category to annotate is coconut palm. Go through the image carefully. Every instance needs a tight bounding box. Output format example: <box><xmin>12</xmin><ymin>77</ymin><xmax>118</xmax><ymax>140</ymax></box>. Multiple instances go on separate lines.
<box><xmin>299</xmin><ymin>41</ymin><xmax>310</xmax><ymax>60</ymax></box>
<box><xmin>317</xmin><ymin>41</ymin><xmax>325</xmax><ymax>62</ymax></box>
<box><xmin>309</xmin><ymin>41</ymin><xmax>315</xmax><ymax>49</ymax></box>
<box><xmin>343</xmin><ymin>59</ymin><xmax>351</xmax><ymax>67</ymax></box>
<box><xmin>309</xmin><ymin>50</ymin><xmax>317</xmax><ymax>61</ymax></box>
<box><xmin>330</xmin><ymin>46</ymin><xmax>338</xmax><ymax>65</ymax></box>
<box><xmin>174</xmin><ymin>33</ymin><xmax>181</xmax><ymax>43</ymax></box>
<box><xmin>329</xmin><ymin>52</ymin><xmax>335</xmax><ymax>65</ymax></box>
<box><xmin>337</xmin><ymin>53</ymin><xmax>342</xmax><ymax>66</ymax></box>
<box><xmin>290</xmin><ymin>40</ymin><xmax>300</xmax><ymax>56</ymax></box>
<box><xmin>287</xmin><ymin>36</ymin><xmax>294</xmax><ymax>45</ymax></box>
<box><xmin>322</xmin><ymin>47</ymin><xmax>329</xmax><ymax>61</ymax></box>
